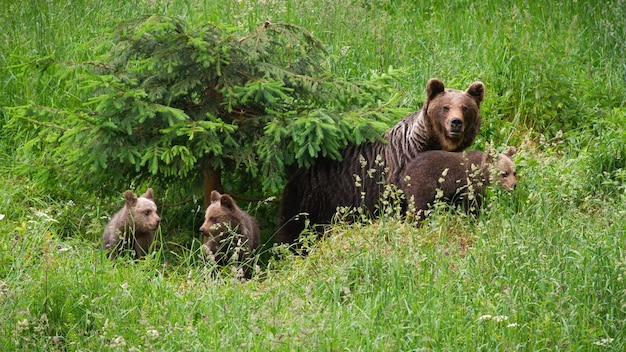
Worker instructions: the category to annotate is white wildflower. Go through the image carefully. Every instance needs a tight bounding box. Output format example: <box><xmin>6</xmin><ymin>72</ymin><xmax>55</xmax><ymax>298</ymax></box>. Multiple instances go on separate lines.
<box><xmin>33</xmin><ymin>313</ymin><xmax>49</xmax><ymax>333</ymax></box>
<box><xmin>593</xmin><ymin>337</ymin><xmax>614</xmax><ymax>346</ymax></box>
<box><xmin>479</xmin><ymin>314</ymin><xmax>508</xmax><ymax>322</ymax></box>
<box><xmin>0</xmin><ymin>281</ymin><xmax>9</xmax><ymax>297</ymax></box>
<box><xmin>110</xmin><ymin>336</ymin><xmax>126</xmax><ymax>348</ymax></box>
<box><xmin>17</xmin><ymin>318</ymin><xmax>29</xmax><ymax>332</ymax></box>
<box><xmin>147</xmin><ymin>329</ymin><xmax>160</xmax><ymax>339</ymax></box>
<box><xmin>353</xmin><ymin>174</ymin><xmax>362</xmax><ymax>188</ymax></box>
<box><xmin>32</xmin><ymin>208</ymin><xmax>59</xmax><ymax>223</ymax></box>
<box><xmin>102</xmin><ymin>318</ymin><xmax>113</xmax><ymax>332</ymax></box>
<box><xmin>358</xmin><ymin>155</ymin><xmax>366</xmax><ymax>168</ymax></box>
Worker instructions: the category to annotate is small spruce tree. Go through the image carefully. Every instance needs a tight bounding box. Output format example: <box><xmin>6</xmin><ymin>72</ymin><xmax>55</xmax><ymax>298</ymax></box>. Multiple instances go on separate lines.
<box><xmin>9</xmin><ymin>15</ymin><xmax>407</xmax><ymax>207</ymax></box>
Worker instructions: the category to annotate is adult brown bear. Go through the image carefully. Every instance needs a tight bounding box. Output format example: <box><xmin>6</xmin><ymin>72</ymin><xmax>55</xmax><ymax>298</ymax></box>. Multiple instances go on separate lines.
<box><xmin>277</xmin><ymin>78</ymin><xmax>485</xmax><ymax>244</ymax></box>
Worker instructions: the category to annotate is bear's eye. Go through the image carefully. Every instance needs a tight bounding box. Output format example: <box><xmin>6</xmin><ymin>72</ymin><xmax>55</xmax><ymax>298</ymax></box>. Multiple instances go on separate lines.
<box><xmin>442</xmin><ymin>106</ymin><xmax>450</xmax><ymax>112</ymax></box>
<box><xmin>462</xmin><ymin>106</ymin><xmax>468</xmax><ymax>112</ymax></box>
<box><xmin>144</xmin><ymin>210</ymin><xmax>151</xmax><ymax>216</ymax></box>
<box><xmin>209</xmin><ymin>216</ymin><xmax>218</xmax><ymax>222</ymax></box>
<box><xmin>501</xmin><ymin>171</ymin><xmax>509</xmax><ymax>177</ymax></box>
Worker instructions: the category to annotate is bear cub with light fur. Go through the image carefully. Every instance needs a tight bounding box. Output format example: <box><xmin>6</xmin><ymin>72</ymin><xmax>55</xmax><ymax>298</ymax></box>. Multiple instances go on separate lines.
<box><xmin>199</xmin><ymin>190</ymin><xmax>260</xmax><ymax>275</ymax></box>
<box><xmin>400</xmin><ymin>147</ymin><xmax>517</xmax><ymax>221</ymax></box>
<box><xmin>102</xmin><ymin>188</ymin><xmax>161</xmax><ymax>259</ymax></box>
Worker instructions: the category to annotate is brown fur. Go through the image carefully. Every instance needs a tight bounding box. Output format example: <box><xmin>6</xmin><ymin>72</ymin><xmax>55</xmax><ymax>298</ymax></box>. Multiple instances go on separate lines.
<box><xmin>102</xmin><ymin>188</ymin><xmax>160</xmax><ymax>259</ymax></box>
<box><xmin>277</xmin><ymin>78</ymin><xmax>485</xmax><ymax>244</ymax></box>
<box><xmin>199</xmin><ymin>190</ymin><xmax>260</xmax><ymax>276</ymax></box>
<box><xmin>400</xmin><ymin>147</ymin><xmax>517</xmax><ymax>221</ymax></box>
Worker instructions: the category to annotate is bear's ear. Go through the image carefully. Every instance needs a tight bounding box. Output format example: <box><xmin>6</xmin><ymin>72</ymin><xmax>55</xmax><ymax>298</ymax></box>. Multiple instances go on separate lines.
<box><xmin>210</xmin><ymin>190</ymin><xmax>222</xmax><ymax>204</ymax></box>
<box><xmin>426</xmin><ymin>78</ymin><xmax>445</xmax><ymax>101</ymax></box>
<box><xmin>124</xmin><ymin>190</ymin><xmax>138</xmax><ymax>207</ymax></box>
<box><xmin>466</xmin><ymin>81</ymin><xmax>485</xmax><ymax>105</ymax></box>
<box><xmin>503</xmin><ymin>146</ymin><xmax>516</xmax><ymax>158</ymax></box>
<box><xmin>481</xmin><ymin>152</ymin><xmax>491</xmax><ymax>165</ymax></box>
<box><xmin>220</xmin><ymin>194</ymin><xmax>236</xmax><ymax>210</ymax></box>
<box><xmin>141</xmin><ymin>188</ymin><xmax>154</xmax><ymax>200</ymax></box>
<box><xmin>483</xmin><ymin>146</ymin><xmax>498</xmax><ymax>164</ymax></box>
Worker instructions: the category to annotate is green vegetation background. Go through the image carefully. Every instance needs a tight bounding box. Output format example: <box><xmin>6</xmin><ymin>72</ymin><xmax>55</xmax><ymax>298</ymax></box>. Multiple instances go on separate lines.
<box><xmin>1</xmin><ymin>0</ymin><xmax>625</xmax><ymax>350</ymax></box>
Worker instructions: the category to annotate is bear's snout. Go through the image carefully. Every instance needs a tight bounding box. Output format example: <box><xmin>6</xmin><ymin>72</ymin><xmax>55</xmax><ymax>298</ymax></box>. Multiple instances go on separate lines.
<box><xmin>450</xmin><ymin>117</ymin><xmax>463</xmax><ymax>134</ymax></box>
<box><xmin>502</xmin><ymin>180</ymin><xmax>517</xmax><ymax>191</ymax></box>
<box><xmin>150</xmin><ymin>216</ymin><xmax>160</xmax><ymax>230</ymax></box>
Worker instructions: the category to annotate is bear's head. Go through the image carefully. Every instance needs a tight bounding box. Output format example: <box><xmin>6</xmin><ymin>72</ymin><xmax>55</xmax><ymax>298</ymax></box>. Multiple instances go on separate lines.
<box><xmin>424</xmin><ymin>78</ymin><xmax>485</xmax><ymax>152</ymax></box>
<box><xmin>484</xmin><ymin>146</ymin><xmax>517</xmax><ymax>191</ymax></box>
<box><xmin>126</xmin><ymin>188</ymin><xmax>161</xmax><ymax>234</ymax></box>
<box><xmin>199</xmin><ymin>190</ymin><xmax>245</xmax><ymax>255</ymax></box>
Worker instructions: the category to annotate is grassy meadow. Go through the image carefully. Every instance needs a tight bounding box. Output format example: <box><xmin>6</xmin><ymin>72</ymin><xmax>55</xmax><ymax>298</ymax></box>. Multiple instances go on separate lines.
<box><xmin>1</xmin><ymin>0</ymin><xmax>626</xmax><ymax>350</ymax></box>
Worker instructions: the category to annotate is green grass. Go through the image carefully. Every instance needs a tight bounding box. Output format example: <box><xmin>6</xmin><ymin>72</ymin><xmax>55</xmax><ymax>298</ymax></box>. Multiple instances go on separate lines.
<box><xmin>2</xmin><ymin>0</ymin><xmax>626</xmax><ymax>350</ymax></box>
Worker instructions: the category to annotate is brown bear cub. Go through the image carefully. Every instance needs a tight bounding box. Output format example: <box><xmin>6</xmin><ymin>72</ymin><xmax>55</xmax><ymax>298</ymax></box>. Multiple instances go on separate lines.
<box><xmin>399</xmin><ymin>147</ymin><xmax>517</xmax><ymax>221</ymax></box>
<box><xmin>102</xmin><ymin>188</ymin><xmax>161</xmax><ymax>259</ymax></box>
<box><xmin>199</xmin><ymin>190</ymin><xmax>260</xmax><ymax>277</ymax></box>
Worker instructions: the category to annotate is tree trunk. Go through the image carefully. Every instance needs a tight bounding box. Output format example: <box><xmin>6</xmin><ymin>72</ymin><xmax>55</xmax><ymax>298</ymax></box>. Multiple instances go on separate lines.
<box><xmin>202</xmin><ymin>164</ymin><xmax>223</xmax><ymax>209</ymax></box>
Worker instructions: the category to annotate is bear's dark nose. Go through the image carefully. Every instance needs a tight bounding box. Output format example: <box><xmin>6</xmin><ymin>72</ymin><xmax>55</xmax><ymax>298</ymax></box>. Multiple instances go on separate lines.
<box><xmin>198</xmin><ymin>227</ymin><xmax>205</xmax><ymax>234</ymax></box>
<box><xmin>450</xmin><ymin>117</ymin><xmax>463</xmax><ymax>131</ymax></box>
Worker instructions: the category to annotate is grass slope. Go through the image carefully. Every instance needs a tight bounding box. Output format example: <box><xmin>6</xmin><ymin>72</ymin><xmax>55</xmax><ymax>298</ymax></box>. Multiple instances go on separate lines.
<box><xmin>1</xmin><ymin>0</ymin><xmax>625</xmax><ymax>350</ymax></box>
